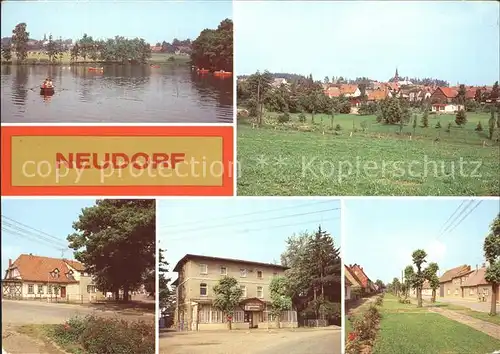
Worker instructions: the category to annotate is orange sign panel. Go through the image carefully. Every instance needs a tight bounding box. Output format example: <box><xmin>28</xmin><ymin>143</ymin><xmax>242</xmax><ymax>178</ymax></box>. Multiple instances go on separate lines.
<box><xmin>1</xmin><ymin>126</ymin><xmax>233</xmax><ymax>196</ymax></box>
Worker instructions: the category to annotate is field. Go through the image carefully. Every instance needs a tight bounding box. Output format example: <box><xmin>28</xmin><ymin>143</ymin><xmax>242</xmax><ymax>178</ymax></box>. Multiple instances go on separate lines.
<box><xmin>371</xmin><ymin>295</ymin><xmax>500</xmax><ymax>354</ymax></box>
<box><xmin>3</xmin><ymin>51</ymin><xmax>190</xmax><ymax>65</ymax></box>
<box><xmin>237</xmin><ymin>111</ymin><xmax>500</xmax><ymax>196</ymax></box>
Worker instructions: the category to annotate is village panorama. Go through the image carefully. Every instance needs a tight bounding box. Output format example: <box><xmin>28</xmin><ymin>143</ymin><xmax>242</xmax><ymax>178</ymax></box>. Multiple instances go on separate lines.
<box><xmin>237</xmin><ymin>69</ymin><xmax>500</xmax><ymax>196</ymax></box>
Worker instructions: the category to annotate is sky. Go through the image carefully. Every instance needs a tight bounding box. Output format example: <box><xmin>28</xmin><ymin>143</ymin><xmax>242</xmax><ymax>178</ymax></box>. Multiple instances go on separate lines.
<box><xmin>1</xmin><ymin>199</ymin><xmax>96</xmax><ymax>275</ymax></box>
<box><xmin>157</xmin><ymin>198</ymin><xmax>341</xmax><ymax>282</ymax></box>
<box><xmin>1</xmin><ymin>0</ymin><xmax>232</xmax><ymax>44</ymax></box>
<box><xmin>343</xmin><ymin>198</ymin><xmax>500</xmax><ymax>285</ymax></box>
<box><xmin>235</xmin><ymin>1</ymin><xmax>500</xmax><ymax>85</ymax></box>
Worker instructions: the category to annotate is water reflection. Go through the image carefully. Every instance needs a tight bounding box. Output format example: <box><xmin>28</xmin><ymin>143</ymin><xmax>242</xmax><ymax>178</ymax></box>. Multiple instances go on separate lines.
<box><xmin>1</xmin><ymin>64</ymin><xmax>233</xmax><ymax>123</ymax></box>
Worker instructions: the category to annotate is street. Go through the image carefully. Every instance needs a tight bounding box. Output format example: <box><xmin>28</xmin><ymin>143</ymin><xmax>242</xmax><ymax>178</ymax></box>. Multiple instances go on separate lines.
<box><xmin>433</xmin><ymin>297</ymin><xmax>500</xmax><ymax>313</ymax></box>
<box><xmin>2</xmin><ymin>300</ymin><xmax>154</xmax><ymax>354</ymax></box>
<box><xmin>160</xmin><ymin>327</ymin><xmax>341</xmax><ymax>354</ymax></box>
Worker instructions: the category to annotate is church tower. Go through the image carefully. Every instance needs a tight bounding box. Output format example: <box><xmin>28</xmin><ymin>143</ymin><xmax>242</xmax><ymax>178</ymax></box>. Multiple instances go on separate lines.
<box><xmin>394</xmin><ymin>67</ymin><xmax>400</xmax><ymax>82</ymax></box>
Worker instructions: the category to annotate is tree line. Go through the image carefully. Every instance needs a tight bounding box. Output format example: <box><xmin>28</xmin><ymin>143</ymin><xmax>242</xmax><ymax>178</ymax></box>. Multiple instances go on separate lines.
<box><xmin>160</xmin><ymin>226</ymin><xmax>341</xmax><ymax>329</ymax></box>
<box><xmin>387</xmin><ymin>213</ymin><xmax>500</xmax><ymax>316</ymax></box>
<box><xmin>1</xmin><ymin>22</ymin><xmax>153</xmax><ymax>64</ymax></box>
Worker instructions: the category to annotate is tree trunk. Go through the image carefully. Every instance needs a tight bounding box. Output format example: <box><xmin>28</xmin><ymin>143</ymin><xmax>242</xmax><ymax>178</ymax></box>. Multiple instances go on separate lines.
<box><xmin>491</xmin><ymin>283</ymin><xmax>498</xmax><ymax>316</ymax></box>
<box><xmin>257</xmin><ymin>81</ymin><xmax>261</xmax><ymax>126</ymax></box>
<box><xmin>114</xmin><ymin>289</ymin><xmax>120</xmax><ymax>301</ymax></box>
<box><xmin>417</xmin><ymin>287</ymin><xmax>422</xmax><ymax>308</ymax></box>
<box><xmin>123</xmin><ymin>284</ymin><xmax>130</xmax><ymax>302</ymax></box>
<box><xmin>431</xmin><ymin>289</ymin><xmax>436</xmax><ymax>303</ymax></box>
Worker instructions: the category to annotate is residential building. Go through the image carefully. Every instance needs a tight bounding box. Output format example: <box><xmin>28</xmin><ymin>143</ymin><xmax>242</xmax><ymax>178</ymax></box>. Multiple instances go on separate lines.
<box><xmin>271</xmin><ymin>78</ymin><xmax>288</xmax><ymax>88</ymax></box>
<box><xmin>430</xmin><ymin>87</ymin><xmax>464</xmax><ymax>113</ymax></box>
<box><xmin>2</xmin><ymin>254</ymin><xmax>103</xmax><ymax>303</ymax></box>
<box><xmin>348</xmin><ymin>264</ymin><xmax>374</xmax><ymax>295</ymax></box>
<box><xmin>366</xmin><ymin>89</ymin><xmax>388</xmax><ymax>102</ymax></box>
<box><xmin>172</xmin><ymin>254</ymin><xmax>298</xmax><ymax>331</ymax></box>
<box><xmin>439</xmin><ymin>265</ymin><xmax>472</xmax><ymax>298</ymax></box>
<box><xmin>461</xmin><ymin>266</ymin><xmax>500</xmax><ymax>303</ymax></box>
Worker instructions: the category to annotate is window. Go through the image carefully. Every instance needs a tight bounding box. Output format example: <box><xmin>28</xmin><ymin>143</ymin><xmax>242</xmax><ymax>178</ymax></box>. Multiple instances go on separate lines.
<box><xmin>200</xmin><ymin>264</ymin><xmax>208</xmax><ymax>274</ymax></box>
<box><xmin>233</xmin><ymin>310</ymin><xmax>244</xmax><ymax>323</ymax></box>
<box><xmin>48</xmin><ymin>285</ymin><xmax>52</xmax><ymax>294</ymax></box>
<box><xmin>211</xmin><ymin>309</ymin><xmax>223</xmax><ymax>323</ymax></box>
<box><xmin>87</xmin><ymin>285</ymin><xmax>97</xmax><ymax>293</ymax></box>
<box><xmin>28</xmin><ymin>284</ymin><xmax>34</xmax><ymax>294</ymax></box>
<box><xmin>469</xmin><ymin>288</ymin><xmax>475</xmax><ymax>295</ymax></box>
<box><xmin>240</xmin><ymin>268</ymin><xmax>247</xmax><ymax>277</ymax></box>
<box><xmin>257</xmin><ymin>286</ymin><xmax>263</xmax><ymax>298</ymax></box>
<box><xmin>220</xmin><ymin>266</ymin><xmax>227</xmax><ymax>275</ymax></box>
<box><xmin>240</xmin><ymin>285</ymin><xmax>247</xmax><ymax>298</ymax></box>
<box><xmin>483</xmin><ymin>288</ymin><xmax>489</xmax><ymax>296</ymax></box>
<box><xmin>37</xmin><ymin>285</ymin><xmax>44</xmax><ymax>294</ymax></box>
<box><xmin>257</xmin><ymin>271</ymin><xmax>263</xmax><ymax>279</ymax></box>
<box><xmin>200</xmin><ymin>283</ymin><xmax>207</xmax><ymax>296</ymax></box>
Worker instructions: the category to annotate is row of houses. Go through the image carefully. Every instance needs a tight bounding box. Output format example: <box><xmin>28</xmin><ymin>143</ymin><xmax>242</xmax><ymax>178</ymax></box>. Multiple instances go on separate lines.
<box><xmin>344</xmin><ymin>264</ymin><xmax>378</xmax><ymax>301</ymax></box>
<box><xmin>416</xmin><ymin>264</ymin><xmax>499</xmax><ymax>303</ymax></box>
<box><xmin>266</xmin><ymin>70</ymin><xmax>497</xmax><ymax>114</ymax></box>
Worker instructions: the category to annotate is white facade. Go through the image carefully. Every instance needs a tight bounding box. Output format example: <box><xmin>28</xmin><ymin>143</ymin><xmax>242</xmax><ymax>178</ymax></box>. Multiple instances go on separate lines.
<box><xmin>345</xmin><ymin>284</ymin><xmax>351</xmax><ymax>300</ymax></box>
<box><xmin>431</xmin><ymin>104</ymin><xmax>465</xmax><ymax>113</ymax></box>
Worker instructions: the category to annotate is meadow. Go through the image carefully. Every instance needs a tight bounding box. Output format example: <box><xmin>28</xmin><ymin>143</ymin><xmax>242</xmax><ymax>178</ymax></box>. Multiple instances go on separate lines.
<box><xmin>237</xmin><ymin>111</ymin><xmax>500</xmax><ymax>196</ymax></box>
<box><xmin>371</xmin><ymin>294</ymin><xmax>500</xmax><ymax>354</ymax></box>
<box><xmin>3</xmin><ymin>51</ymin><xmax>189</xmax><ymax>65</ymax></box>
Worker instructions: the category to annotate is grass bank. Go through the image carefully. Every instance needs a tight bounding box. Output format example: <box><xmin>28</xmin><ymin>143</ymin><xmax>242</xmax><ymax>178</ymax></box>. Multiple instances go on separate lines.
<box><xmin>372</xmin><ymin>294</ymin><xmax>500</xmax><ymax>354</ymax></box>
<box><xmin>1</xmin><ymin>52</ymin><xmax>190</xmax><ymax>66</ymax></box>
<box><xmin>237</xmin><ymin>111</ymin><xmax>500</xmax><ymax>196</ymax></box>
<box><xmin>427</xmin><ymin>301</ymin><xmax>500</xmax><ymax>326</ymax></box>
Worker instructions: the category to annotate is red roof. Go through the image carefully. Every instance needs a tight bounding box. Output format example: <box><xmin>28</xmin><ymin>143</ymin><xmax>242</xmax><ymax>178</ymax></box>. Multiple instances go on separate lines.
<box><xmin>437</xmin><ymin>87</ymin><xmax>458</xmax><ymax>98</ymax></box>
<box><xmin>367</xmin><ymin>89</ymin><xmax>387</xmax><ymax>101</ymax></box>
<box><xmin>325</xmin><ymin>86</ymin><xmax>341</xmax><ymax>98</ymax></box>
<box><xmin>462</xmin><ymin>267</ymin><xmax>488</xmax><ymax>287</ymax></box>
<box><xmin>5</xmin><ymin>254</ymin><xmax>82</xmax><ymax>284</ymax></box>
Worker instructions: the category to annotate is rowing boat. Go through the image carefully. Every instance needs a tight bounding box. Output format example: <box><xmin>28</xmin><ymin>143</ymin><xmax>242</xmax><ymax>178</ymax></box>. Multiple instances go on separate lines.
<box><xmin>40</xmin><ymin>86</ymin><xmax>55</xmax><ymax>95</ymax></box>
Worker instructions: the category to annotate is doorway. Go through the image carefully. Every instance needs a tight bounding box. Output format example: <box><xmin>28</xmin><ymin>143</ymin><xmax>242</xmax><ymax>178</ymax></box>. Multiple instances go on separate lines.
<box><xmin>60</xmin><ymin>286</ymin><xmax>66</xmax><ymax>298</ymax></box>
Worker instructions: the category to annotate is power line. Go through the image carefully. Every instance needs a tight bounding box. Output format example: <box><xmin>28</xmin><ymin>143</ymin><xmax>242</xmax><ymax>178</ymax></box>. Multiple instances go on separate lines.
<box><xmin>1</xmin><ymin>227</ymin><xmax>67</xmax><ymax>250</ymax></box>
<box><xmin>2</xmin><ymin>221</ymin><xmax>68</xmax><ymax>248</ymax></box>
<box><xmin>444</xmin><ymin>200</ymin><xmax>483</xmax><ymax>235</ymax></box>
<box><xmin>438</xmin><ymin>200</ymin><xmax>466</xmax><ymax>234</ymax></box>
<box><xmin>159</xmin><ymin>200</ymin><xmax>337</xmax><ymax>229</ymax></box>
<box><xmin>167</xmin><ymin>217</ymin><xmax>340</xmax><ymax>242</ymax></box>
<box><xmin>437</xmin><ymin>200</ymin><xmax>474</xmax><ymax>238</ymax></box>
<box><xmin>165</xmin><ymin>207</ymin><xmax>340</xmax><ymax>235</ymax></box>
<box><xmin>2</xmin><ymin>215</ymin><xmax>65</xmax><ymax>243</ymax></box>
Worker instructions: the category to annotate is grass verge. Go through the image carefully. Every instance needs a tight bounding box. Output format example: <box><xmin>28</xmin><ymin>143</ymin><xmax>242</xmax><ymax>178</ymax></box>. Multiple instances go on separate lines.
<box><xmin>372</xmin><ymin>295</ymin><xmax>500</xmax><ymax>354</ymax></box>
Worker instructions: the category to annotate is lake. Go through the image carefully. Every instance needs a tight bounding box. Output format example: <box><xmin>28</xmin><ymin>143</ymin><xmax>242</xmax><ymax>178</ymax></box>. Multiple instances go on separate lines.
<box><xmin>0</xmin><ymin>65</ymin><xmax>233</xmax><ymax>123</ymax></box>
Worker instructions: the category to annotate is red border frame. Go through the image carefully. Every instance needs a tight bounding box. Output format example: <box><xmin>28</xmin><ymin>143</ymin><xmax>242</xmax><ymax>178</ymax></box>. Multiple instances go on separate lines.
<box><xmin>1</xmin><ymin>126</ymin><xmax>234</xmax><ymax>196</ymax></box>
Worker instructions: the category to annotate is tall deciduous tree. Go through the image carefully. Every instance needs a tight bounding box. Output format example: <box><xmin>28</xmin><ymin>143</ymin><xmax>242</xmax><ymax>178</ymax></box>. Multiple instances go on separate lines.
<box><xmin>11</xmin><ymin>23</ymin><xmax>29</xmax><ymax>62</ymax></box>
<box><xmin>424</xmin><ymin>262</ymin><xmax>440</xmax><ymax>303</ymax></box>
<box><xmin>67</xmin><ymin>199</ymin><xmax>155</xmax><ymax>302</ymax></box>
<box><xmin>247</xmin><ymin>70</ymin><xmax>273</xmax><ymax>125</ymax></box>
<box><xmin>190</xmin><ymin>19</ymin><xmax>232</xmax><ymax>71</ymax></box>
<box><xmin>403</xmin><ymin>265</ymin><xmax>415</xmax><ymax>298</ymax></box>
<box><xmin>411</xmin><ymin>249</ymin><xmax>428</xmax><ymax>308</ymax></box>
<box><xmin>484</xmin><ymin>213</ymin><xmax>500</xmax><ymax>316</ymax></box>
<box><xmin>212</xmin><ymin>276</ymin><xmax>243</xmax><ymax>330</ymax></box>
<box><xmin>269</xmin><ymin>276</ymin><xmax>292</xmax><ymax>328</ymax></box>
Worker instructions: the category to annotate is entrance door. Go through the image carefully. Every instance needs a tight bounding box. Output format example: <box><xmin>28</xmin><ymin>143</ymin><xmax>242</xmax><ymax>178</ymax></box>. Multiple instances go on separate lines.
<box><xmin>439</xmin><ymin>284</ymin><xmax>444</xmax><ymax>297</ymax></box>
<box><xmin>60</xmin><ymin>286</ymin><xmax>66</xmax><ymax>298</ymax></box>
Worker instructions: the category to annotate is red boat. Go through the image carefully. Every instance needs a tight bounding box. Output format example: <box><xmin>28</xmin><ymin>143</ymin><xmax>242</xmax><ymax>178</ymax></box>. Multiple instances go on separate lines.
<box><xmin>197</xmin><ymin>68</ymin><xmax>210</xmax><ymax>74</ymax></box>
<box><xmin>214</xmin><ymin>70</ymin><xmax>233</xmax><ymax>78</ymax></box>
<box><xmin>88</xmin><ymin>67</ymin><xmax>104</xmax><ymax>72</ymax></box>
<box><xmin>150</xmin><ymin>65</ymin><xmax>160</xmax><ymax>68</ymax></box>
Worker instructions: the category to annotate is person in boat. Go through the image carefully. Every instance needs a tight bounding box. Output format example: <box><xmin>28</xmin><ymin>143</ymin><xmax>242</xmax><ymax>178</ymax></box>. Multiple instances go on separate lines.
<box><xmin>42</xmin><ymin>78</ymin><xmax>49</xmax><ymax>89</ymax></box>
<box><xmin>46</xmin><ymin>78</ymin><xmax>53</xmax><ymax>88</ymax></box>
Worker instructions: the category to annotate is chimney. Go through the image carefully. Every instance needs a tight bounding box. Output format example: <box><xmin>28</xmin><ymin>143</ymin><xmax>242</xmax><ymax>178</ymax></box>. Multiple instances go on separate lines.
<box><xmin>8</xmin><ymin>259</ymin><xmax>12</xmax><ymax>267</ymax></box>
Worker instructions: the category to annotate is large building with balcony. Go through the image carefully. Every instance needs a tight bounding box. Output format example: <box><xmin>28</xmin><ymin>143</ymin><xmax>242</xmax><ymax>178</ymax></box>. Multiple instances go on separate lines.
<box><xmin>172</xmin><ymin>254</ymin><xmax>298</xmax><ymax>331</ymax></box>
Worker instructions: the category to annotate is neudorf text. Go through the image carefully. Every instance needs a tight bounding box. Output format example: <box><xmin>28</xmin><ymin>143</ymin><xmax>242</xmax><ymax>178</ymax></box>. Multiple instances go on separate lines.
<box><xmin>55</xmin><ymin>152</ymin><xmax>186</xmax><ymax>170</ymax></box>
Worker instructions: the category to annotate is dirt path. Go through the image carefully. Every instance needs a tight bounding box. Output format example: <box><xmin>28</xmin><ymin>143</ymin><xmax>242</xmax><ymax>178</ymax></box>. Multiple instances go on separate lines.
<box><xmin>2</xmin><ymin>325</ymin><xmax>66</xmax><ymax>354</ymax></box>
<box><xmin>429</xmin><ymin>307</ymin><xmax>500</xmax><ymax>340</ymax></box>
<box><xmin>347</xmin><ymin>297</ymin><xmax>377</xmax><ymax>316</ymax></box>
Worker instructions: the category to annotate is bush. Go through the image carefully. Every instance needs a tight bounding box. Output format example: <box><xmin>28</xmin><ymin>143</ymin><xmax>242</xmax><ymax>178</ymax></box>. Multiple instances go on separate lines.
<box><xmin>335</xmin><ymin>124</ymin><xmax>342</xmax><ymax>131</ymax></box>
<box><xmin>435</xmin><ymin>121</ymin><xmax>441</xmax><ymax>128</ymax></box>
<box><xmin>375</xmin><ymin>296</ymin><xmax>383</xmax><ymax>306</ymax></box>
<box><xmin>475</xmin><ymin>121</ymin><xmax>483</xmax><ymax>131</ymax></box>
<box><xmin>298</xmin><ymin>112</ymin><xmax>307</xmax><ymax>123</ymax></box>
<box><xmin>277</xmin><ymin>112</ymin><xmax>290</xmax><ymax>123</ymax></box>
<box><xmin>53</xmin><ymin>315</ymin><xmax>154</xmax><ymax>354</ymax></box>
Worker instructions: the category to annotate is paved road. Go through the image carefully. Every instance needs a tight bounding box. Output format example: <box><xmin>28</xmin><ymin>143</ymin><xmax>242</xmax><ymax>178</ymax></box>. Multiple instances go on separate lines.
<box><xmin>434</xmin><ymin>297</ymin><xmax>500</xmax><ymax>313</ymax></box>
<box><xmin>2</xmin><ymin>300</ymin><xmax>96</xmax><ymax>325</ymax></box>
<box><xmin>160</xmin><ymin>327</ymin><xmax>341</xmax><ymax>354</ymax></box>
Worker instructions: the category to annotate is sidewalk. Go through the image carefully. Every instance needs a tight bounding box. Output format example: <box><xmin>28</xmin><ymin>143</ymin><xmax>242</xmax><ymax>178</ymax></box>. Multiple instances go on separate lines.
<box><xmin>429</xmin><ymin>307</ymin><xmax>500</xmax><ymax>340</ymax></box>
